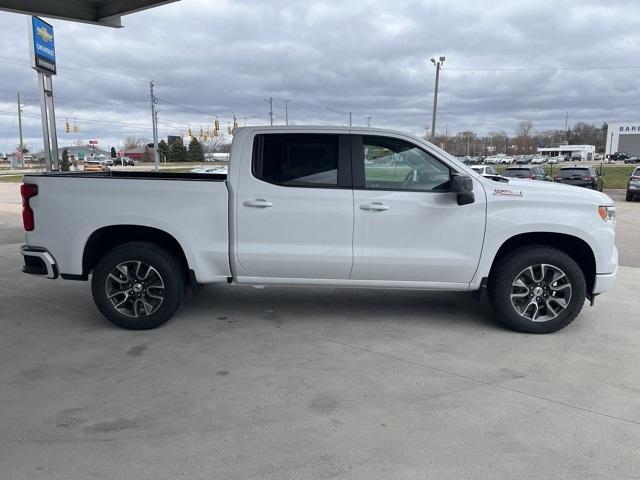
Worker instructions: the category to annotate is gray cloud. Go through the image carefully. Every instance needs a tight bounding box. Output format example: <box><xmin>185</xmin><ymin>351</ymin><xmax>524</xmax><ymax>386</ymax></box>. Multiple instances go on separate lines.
<box><xmin>1</xmin><ymin>0</ymin><xmax>640</xmax><ymax>152</ymax></box>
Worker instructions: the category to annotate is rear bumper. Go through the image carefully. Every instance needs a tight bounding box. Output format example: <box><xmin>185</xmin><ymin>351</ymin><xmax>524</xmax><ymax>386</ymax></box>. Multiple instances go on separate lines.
<box><xmin>20</xmin><ymin>245</ymin><xmax>58</xmax><ymax>279</ymax></box>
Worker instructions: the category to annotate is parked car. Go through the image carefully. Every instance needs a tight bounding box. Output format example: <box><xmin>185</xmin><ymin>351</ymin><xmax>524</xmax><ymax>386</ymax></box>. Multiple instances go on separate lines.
<box><xmin>514</xmin><ymin>155</ymin><xmax>533</xmax><ymax>165</ymax></box>
<box><xmin>113</xmin><ymin>157</ymin><xmax>135</xmax><ymax>166</ymax></box>
<box><xmin>623</xmin><ymin>156</ymin><xmax>640</xmax><ymax>164</ymax></box>
<box><xmin>626</xmin><ymin>167</ymin><xmax>640</xmax><ymax>201</ymax></box>
<box><xmin>502</xmin><ymin>166</ymin><xmax>549</xmax><ymax>181</ymax></box>
<box><xmin>190</xmin><ymin>167</ymin><xmax>228</xmax><ymax>174</ymax></box>
<box><xmin>471</xmin><ymin>165</ymin><xmax>499</xmax><ymax>177</ymax></box>
<box><xmin>83</xmin><ymin>159</ymin><xmax>109</xmax><ymax>172</ymax></box>
<box><xmin>500</xmin><ymin>156</ymin><xmax>516</xmax><ymax>165</ymax></box>
<box><xmin>554</xmin><ymin>166</ymin><xmax>604</xmax><ymax>191</ymax></box>
<box><xmin>609</xmin><ymin>152</ymin><xmax>629</xmax><ymax>161</ymax></box>
<box><xmin>547</xmin><ymin>157</ymin><xmax>559</xmax><ymax>164</ymax></box>
<box><xmin>19</xmin><ymin>126</ymin><xmax>617</xmax><ymax>334</ymax></box>
<box><xmin>531</xmin><ymin>155</ymin><xmax>546</xmax><ymax>164</ymax></box>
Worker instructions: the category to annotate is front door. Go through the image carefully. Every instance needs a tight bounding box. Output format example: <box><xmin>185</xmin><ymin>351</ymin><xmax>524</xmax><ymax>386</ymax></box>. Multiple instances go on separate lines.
<box><xmin>351</xmin><ymin>134</ymin><xmax>486</xmax><ymax>285</ymax></box>
<box><xmin>235</xmin><ymin>132</ymin><xmax>353</xmax><ymax>281</ymax></box>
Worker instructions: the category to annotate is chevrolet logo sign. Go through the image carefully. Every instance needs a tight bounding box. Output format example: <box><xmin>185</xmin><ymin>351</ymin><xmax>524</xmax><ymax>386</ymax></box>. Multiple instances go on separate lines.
<box><xmin>36</xmin><ymin>26</ymin><xmax>53</xmax><ymax>43</ymax></box>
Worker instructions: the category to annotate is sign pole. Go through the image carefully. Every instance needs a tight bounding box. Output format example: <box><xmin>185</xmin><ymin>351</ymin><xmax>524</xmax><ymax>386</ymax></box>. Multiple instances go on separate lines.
<box><xmin>44</xmin><ymin>75</ymin><xmax>59</xmax><ymax>170</ymax></box>
<box><xmin>29</xmin><ymin>16</ymin><xmax>57</xmax><ymax>172</ymax></box>
<box><xmin>37</xmin><ymin>70</ymin><xmax>52</xmax><ymax>172</ymax></box>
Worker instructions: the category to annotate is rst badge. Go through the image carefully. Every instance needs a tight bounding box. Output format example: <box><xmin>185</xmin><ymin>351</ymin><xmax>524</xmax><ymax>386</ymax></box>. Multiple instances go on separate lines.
<box><xmin>493</xmin><ymin>188</ymin><xmax>524</xmax><ymax>197</ymax></box>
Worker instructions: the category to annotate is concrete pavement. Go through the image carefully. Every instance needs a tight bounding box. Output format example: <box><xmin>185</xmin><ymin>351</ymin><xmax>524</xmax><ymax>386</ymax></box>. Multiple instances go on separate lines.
<box><xmin>1</xmin><ymin>241</ymin><xmax>640</xmax><ymax>479</ymax></box>
<box><xmin>1</xmin><ymin>181</ymin><xmax>640</xmax><ymax>479</ymax></box>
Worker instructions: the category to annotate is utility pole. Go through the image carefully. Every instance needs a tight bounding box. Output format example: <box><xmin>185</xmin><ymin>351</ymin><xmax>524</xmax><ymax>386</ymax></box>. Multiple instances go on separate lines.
<box><xmin>365</xmin><ymin>116</ymin><xmax>372</xmax><ymax>127</ymax></box>
<box><xmin>269</xmin><ymin>97</ymin><xmax>273</xmax><ymax>126</ymax></box>
<box><xmin>348</xmin><ymin>112</ymin><xmax>352</xmax><ymax>127</ymax></box>
<box><xmin>429</xmin><ymin>56</ymin><xmax>445</xmax><ymax>142</ymax></box>
<box><xmin>283</xmin><ymin>99</ymin><xmax>290</xmax><ymax>125</ymax></box>
<box><xmin>564</xmin><ymin>111</ymin><xmax>569</xmax><ymax>142</ymax></box>
<box><xmin>17</xmin><ymin>93</ymin><xmax>24</xmax><ymax>169</ymax></box>
<box><xmin>150</xmin><ymin>81</ymin><xmax>159</xmax><ymax>171</ymax></box>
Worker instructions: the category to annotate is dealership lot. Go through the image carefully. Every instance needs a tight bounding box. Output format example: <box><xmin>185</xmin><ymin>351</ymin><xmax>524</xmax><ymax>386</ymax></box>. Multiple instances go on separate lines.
<box><xmin>1</xmin><ymin>183</ymin><xmax>639</xmax><ymax>479</ymax></box>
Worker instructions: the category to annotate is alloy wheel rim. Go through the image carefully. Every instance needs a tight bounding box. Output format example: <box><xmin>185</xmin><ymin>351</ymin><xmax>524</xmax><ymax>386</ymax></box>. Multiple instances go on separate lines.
<box><xmin>510</xmin><ymin>263</ymin><xmax>572</xmax><ymax>322</ymax></box>
<box><xmin>105</xmin><ymin>260</ymin><xmax>165</xmax><ymax>318</ymax></box>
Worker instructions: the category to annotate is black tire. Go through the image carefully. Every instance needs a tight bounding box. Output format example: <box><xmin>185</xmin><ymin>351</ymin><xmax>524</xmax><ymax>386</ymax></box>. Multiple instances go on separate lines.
<box><xmin>488</xmin><ymin>245</ymin><xmax>586</xmax><ymax>334</ymax></box>
<box><xmin>627</xmin><ymin>192</ymin><xmax>633</xmax><ymax>202</ymax></box>
<box><xmin>91</xmin><ymin>241</ymin><xmax>185</xmax><ymax>330</ymax></box>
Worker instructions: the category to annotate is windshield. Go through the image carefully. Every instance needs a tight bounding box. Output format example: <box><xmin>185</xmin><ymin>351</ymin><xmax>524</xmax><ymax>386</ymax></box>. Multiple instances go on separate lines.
<box><xmin>503</xmin><ymin>169</ymin><xmax>531</xmax><ymax>177</ymax></box>
<box><xmin>559</xmin><ymin>168</ymin><xmax>590</xmax><ymax>177</ymax></box>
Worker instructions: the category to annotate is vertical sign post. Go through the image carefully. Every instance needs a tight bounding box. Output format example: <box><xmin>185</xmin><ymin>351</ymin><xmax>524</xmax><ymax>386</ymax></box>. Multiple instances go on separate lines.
<box><xmin>28</xmin><ymin>16</ymin><xmax>59</xmax><ymax>172</ymax></box>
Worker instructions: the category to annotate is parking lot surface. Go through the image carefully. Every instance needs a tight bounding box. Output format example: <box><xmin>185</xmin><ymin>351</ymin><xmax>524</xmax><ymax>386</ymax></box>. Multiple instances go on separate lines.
<box><xmin>1</xmin><ymin>182</ymin><xmax>639</xmax><ymax>479</ymax></box>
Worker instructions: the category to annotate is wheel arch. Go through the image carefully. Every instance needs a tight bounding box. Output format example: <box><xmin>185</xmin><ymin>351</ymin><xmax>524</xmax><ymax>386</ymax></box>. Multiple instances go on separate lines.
<box><xmin>82</xmin><ymin>225</ymin><xmax>191</xmax><ymax>280</ymax></box>
<box><xmin>488</xmin><ymin>232</ymin><xmax>596</xmax><ymax>295</ymax></box>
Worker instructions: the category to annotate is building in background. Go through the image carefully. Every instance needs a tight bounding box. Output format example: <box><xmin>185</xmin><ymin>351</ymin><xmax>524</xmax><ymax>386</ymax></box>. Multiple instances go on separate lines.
<box><xmin>537</xmin><ymin>144</ymin><xmax>595</xmax><ymax>161</ymax></box>
<box><xmin>606</xmin><ymin>122</ymin><xmax>640</xmax><ymax>156</ymax></box>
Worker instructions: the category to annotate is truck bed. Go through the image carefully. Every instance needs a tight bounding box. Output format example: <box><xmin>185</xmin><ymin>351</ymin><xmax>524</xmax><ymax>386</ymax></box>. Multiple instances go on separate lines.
<box><xmin>24</xmin><ymin>171</ymin><xmax>227</xmax><ymax>181</ymax></box>
<box><xmin>22</xmin><ymin>171</ymin><xmax>231</xmax><ymax>283</ymax></box>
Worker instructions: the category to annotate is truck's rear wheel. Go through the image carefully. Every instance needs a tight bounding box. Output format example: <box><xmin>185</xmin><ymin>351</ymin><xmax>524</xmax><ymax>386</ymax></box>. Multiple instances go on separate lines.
<box><xmin>91</xmin><ymin>242</ymin><xmax>185</xmax><ymax>330</ymax></box>
<box><xmin>488</xmin><ymin>246</ymin><xmax>586</xmax><ymax>333</ymax></box>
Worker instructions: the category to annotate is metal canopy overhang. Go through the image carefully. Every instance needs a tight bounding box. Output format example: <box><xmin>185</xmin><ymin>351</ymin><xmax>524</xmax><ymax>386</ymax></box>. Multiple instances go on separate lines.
<box><xmin>0</xmin><ymin>0</ymin><xmax>178</xmax><ymax>27</ymax></box>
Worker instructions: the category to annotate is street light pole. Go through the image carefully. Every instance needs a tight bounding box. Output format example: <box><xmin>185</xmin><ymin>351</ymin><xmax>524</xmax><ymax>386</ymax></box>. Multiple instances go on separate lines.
<box><xmin>429</xmin><ymin>56</ymin><xmax>445</xmax><ymax>142</ymax></box>
<box><xmin>150</xmin><ymin>81</ymin><xmax>159</xmax><ymax>171</ymax></box>
<box><xmin>17</xmin><ymin>92</ymin><xmax>24</xmax><ymax>169</ymax></box>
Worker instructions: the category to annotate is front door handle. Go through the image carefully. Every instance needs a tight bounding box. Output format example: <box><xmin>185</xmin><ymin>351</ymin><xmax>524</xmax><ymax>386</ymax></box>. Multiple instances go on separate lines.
<box><xmin>243</xmin><ymin>199</ymin><xmax>273</xmax><ymax>208</ymax></box>
<box><xmin>360</xmin><ymin>202</ymin><xmax>390</xmax><ymax>211</ymax></box>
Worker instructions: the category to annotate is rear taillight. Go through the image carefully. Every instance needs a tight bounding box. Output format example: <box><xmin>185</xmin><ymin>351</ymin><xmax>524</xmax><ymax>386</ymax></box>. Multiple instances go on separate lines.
<box><xmin>582</xmin><ymin>176</ymin><xmax>593</xmax><ymax>181</ymax></box>
<box><xmin>20</xmin><ymin>183</ymin><xmax>38</xmax><ymax>231</ymax></box>
<box><xmin>554</xmin><ymin>176</ymin><xmax>561</xmax><ymax>181</ymax></box>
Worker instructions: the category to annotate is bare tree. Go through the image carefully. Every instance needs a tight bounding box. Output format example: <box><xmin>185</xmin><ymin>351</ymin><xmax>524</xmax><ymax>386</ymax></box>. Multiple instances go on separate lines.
<box><xmin>122</xmin><ymin>136</ymin><xmax>147</xmax><ymax>150</ymax></box>
<box><xmin>517</xmin><ymin>120</ymin><xmax>534</xmax><ymax>138</ymax></box>
<box><xmin>203</xmin><ymin>132</ymin><xmax>229</xmax><ymax>153</ymax></box>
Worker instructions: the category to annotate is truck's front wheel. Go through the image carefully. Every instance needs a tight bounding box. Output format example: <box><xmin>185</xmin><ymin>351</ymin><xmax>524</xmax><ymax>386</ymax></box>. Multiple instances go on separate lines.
<box><xmin>488</xmin><ymin>246</ymin><xmax>586</xmax><ymax>333</ymax></box>
<box><xmin>91</xmin><ymin>242</ymin><xmax>185</xmax><ymax>330</ymax></box>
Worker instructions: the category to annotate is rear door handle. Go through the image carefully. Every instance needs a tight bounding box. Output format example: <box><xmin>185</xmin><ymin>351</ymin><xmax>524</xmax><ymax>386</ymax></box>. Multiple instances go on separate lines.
<box><xmin>359</xmin><ymin>202</ymin><xmax>390</xmax><ymax>211</ymax></box>
<box><xmin>243</xmin><ymin>199</ymin><xmax>273</xmax><ymax>208</ymax></box>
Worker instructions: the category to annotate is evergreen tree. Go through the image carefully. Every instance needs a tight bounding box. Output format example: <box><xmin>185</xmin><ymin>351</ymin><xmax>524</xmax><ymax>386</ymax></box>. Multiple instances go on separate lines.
<box><xmin>110</xmin><ymin>146</ymin><xmax>117</xmax><ymax>158</ymax></box>
<box><xmin>169</xmin><ymin>138</ymin><xmax>188</xmax><ymax>162</ymax></box>
<box><xmin>158</xmin><ymin>140</ymin><xmax>170</xmax><ymax>162</ymax></box>
<box><xmin>188</xmin><ymin>137</ymin><xmax>204</xmax><ymax>162</ymax></box>
<box><xmin>60</xmin><ymin>148</ymin><xmax>70</xmax><ymax>171</ymax></box>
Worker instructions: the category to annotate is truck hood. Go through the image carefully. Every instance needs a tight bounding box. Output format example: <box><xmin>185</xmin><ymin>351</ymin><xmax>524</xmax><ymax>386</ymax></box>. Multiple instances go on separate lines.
<box><xmin>483</xmin><ymin>178</ymin><xmax>614</xmax><ymax>206</ymax></box>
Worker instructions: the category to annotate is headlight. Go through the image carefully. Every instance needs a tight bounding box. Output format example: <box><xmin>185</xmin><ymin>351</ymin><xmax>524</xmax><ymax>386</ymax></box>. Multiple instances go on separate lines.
<box><xmin>598</xmin><ymin>205</ymin><xmax>616</xmax><ymax>223</ymax></box>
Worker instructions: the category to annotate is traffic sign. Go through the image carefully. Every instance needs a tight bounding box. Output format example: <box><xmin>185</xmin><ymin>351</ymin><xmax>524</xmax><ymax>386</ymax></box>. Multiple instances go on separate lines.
<box><xmin>89</xmin><ymin>140</ymin><xmax>98</xmax><ymax>145</ymax></box>
<box><xmin>118</xmin><ymin>149</ymin><xmax>124</xmax><ymax>157</ymax></box>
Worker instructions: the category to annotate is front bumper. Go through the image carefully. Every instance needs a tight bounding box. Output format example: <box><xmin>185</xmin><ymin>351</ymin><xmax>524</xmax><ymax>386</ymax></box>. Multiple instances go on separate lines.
<box><xmin>20</xmin><ymin>245</ymin><xmax>58</xmax><ymax>279</ymax></box>
<box><xmin>592</xmin><ymin>246</ymin><xmax>618</xmax><ymax>294</ymax></box>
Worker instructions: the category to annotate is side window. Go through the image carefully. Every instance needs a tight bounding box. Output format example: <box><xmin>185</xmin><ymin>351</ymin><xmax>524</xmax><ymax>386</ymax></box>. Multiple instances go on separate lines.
<box><xmin>253</xmin><ymin>134</ymin><xmax>339</xmax><ymax>187</ymax></box>
<box><xmin>362</xmin><ymin>136</ymin><xmax>450</xmax><ymax>191</ymax></box>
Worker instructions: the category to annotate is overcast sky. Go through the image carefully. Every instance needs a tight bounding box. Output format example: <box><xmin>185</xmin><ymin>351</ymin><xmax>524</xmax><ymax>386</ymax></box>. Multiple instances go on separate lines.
<box><xmin>1</xmin><ymin>0</ymin><xmax>640</xmax><ymax>152</ymax></box>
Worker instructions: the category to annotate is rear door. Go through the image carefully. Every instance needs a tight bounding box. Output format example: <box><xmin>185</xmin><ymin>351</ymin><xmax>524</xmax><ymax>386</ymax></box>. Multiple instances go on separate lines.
<box><xmin>235</xmin><ymin>132</ymin><xmax>354</xmax><ymax>280</ymax></box>
<box><xmin>350</xmin><ymin>134</ymin><xmax>486</xmax><ymax>285</ymax></box>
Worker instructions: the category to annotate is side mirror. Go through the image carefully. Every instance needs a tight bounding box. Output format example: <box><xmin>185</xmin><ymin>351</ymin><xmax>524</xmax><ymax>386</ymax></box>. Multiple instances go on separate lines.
<box><xmin>451</xmin><ymin>173</ymin><xmax>475</xmax><ymax>206</ymax></box>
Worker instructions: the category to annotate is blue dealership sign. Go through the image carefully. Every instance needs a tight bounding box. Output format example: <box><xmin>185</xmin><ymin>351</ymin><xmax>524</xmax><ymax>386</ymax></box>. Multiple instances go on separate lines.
<box><xmin>30</xmin><ymin>16</ymin><xmax>56</xmax><ymax>75</ymax></box>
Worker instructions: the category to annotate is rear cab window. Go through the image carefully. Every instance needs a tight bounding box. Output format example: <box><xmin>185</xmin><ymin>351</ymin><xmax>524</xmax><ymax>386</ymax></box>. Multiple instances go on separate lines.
<box><xmin>252</xmin><ymin>133</ymin><xmax>349</xmax><ymax>187</ymax></box>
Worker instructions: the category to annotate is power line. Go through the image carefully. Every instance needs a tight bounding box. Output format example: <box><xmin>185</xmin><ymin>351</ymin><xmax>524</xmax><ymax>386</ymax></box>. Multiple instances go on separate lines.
<box><xmin>447</xmin><ymin>65</ymin><xmax>640</xmax><ymax>71</ymax></box>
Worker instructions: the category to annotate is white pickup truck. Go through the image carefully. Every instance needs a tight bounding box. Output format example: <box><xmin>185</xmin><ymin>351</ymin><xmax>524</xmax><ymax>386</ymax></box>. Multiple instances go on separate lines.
<box><xmin>19</xmin><ymin>126</ymin><xmax>618</xmax><ymax>333</ymax></box>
